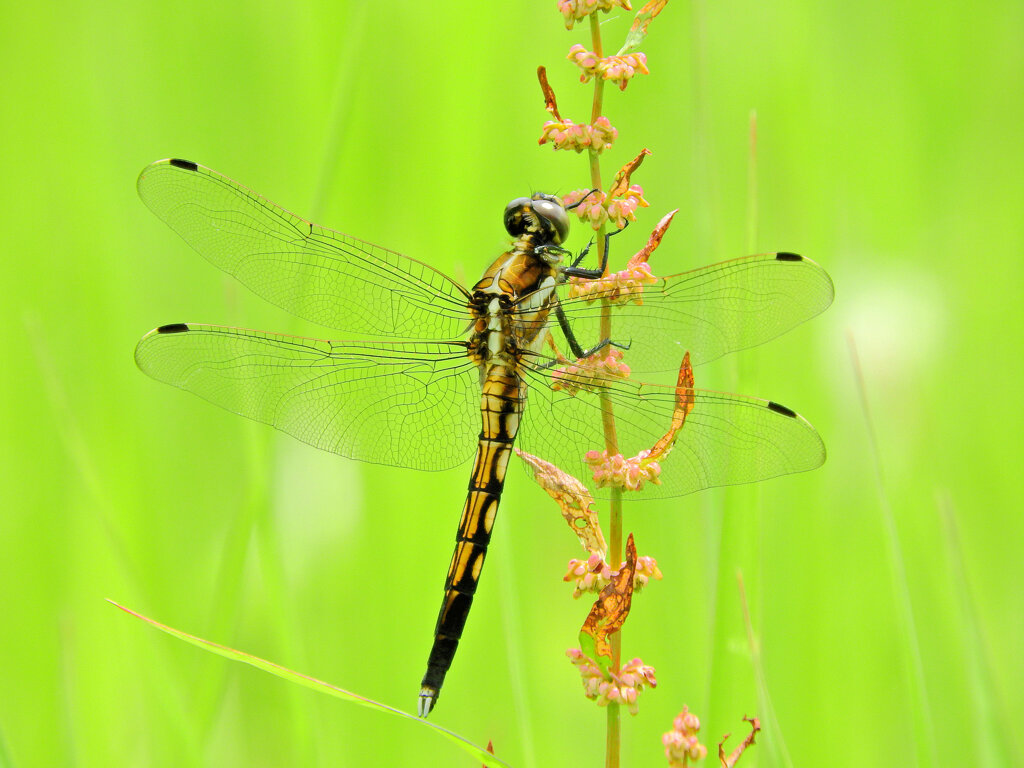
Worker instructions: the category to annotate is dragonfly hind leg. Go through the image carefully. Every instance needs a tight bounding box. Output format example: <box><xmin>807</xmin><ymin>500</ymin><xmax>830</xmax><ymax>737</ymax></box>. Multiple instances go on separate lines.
<box><xmin>552</xmin><ymin>301</ymin><xmax>631</xmax><ymax>362</ymax></box>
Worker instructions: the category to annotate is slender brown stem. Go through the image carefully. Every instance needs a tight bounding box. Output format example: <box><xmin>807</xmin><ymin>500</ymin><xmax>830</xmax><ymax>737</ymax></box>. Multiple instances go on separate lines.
<box><xmin>608</xmin><ymin>485</ymin><xmax>622</xmax><ymax>642</ymax></box>
<box><xmin>587</xmin><ymin>12</ymin><xmax>622</xmax><ymax>768</ymax></box>
<box><xmin>605</xmin><ymin>698</ymin><xmax>621</xmax><ymax>768</ymax></box>
<box><xmin>589</xmin><ymin>14</ymin><xmax>605</xmax><ymax>121</ymax></box>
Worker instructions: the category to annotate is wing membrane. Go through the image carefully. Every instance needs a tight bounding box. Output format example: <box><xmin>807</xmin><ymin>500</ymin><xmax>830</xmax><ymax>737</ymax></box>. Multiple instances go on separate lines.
<box><xmin>134</xmin><ymin>324</ymin><xmax>824</xmax><ymax>492</ymax></box>
<box><xmin>516</xmin><ymin>361</ymin><xmax>825</xmax><ymax>500</ymax></box>
<box><xmin>135</xmin><ymin>324</ymin><xmax>481</xmax><ymax>470</ymax></box>
<box><xmin>535</xmin><ymin>252</ymin><xmax>834</xmax><ymax>372</ymax></box>
<box><xmin>137</xmin><ymin>160</ymin><xmax>472</xmax><ymax>339</ymax></box>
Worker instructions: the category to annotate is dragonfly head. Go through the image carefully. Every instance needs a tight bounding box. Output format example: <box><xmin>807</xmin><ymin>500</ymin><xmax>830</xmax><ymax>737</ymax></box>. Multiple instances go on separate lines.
<box><xmin>504</xmin><ymin>193</ymin><xmax>569</xmax><ymax>246</ymax></box>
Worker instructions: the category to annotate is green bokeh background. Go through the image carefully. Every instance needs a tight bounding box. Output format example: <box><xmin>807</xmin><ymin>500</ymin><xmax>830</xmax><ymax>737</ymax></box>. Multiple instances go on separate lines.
<box><xmin>3</xmin><ymin>1</ymin><xmax>1021</xmax><ymax>765</ymax></box>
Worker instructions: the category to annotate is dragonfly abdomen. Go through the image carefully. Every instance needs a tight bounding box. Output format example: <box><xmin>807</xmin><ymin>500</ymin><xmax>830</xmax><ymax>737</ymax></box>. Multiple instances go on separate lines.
<box><xmin>418</xmin><ymin>365</ymin><xmax>524</xmax><ymax>717</ymax></box>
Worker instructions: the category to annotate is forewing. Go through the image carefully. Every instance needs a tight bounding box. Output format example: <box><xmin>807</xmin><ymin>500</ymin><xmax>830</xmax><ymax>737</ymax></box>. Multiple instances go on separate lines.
<box><xmin>137</xmin><ymin>160</ymin><xmax>472</xmax><ymax>338</ymax></box>
<box><xmin>516</xmin><ymin>361</ymin><xmax>825</xmax><ymax>500</ymax></box>
<box><xmin>135</xmin><ymin>324</ymin><xmax>481</xmax><ymax>470</ymax></box>
<box><xmin>547</xmin><ymin>252</ymin><xmax>834</xmax><ymax>372</ymax></box>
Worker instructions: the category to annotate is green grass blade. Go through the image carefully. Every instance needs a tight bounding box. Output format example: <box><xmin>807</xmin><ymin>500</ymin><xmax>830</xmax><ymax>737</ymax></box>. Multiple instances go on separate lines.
<box><xmin>109</xmin><ymin>601</ymin><xmax>514</xmax><ymax>768</ymax></box>
<box><xmin>737</xmin><ymin>570</ymin><xmax>792</xmax><ymax>768</ymax></box>
<box><xmin>0</xmin><ymin>719</ymin><xmax>13</xmax><ymax>768</ymax></box>
<box><xmin>938</xmin><ymin>493</ymin><xmax>1021</xmax><ymax>766</ymax></box>
<box><xmin>848</xmin><ymin>334</ymin><xmax>939</xmax><ymax>767</ymax></box>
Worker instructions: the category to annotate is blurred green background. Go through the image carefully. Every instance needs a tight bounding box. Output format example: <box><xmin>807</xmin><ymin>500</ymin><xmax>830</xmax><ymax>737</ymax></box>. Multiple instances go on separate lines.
<box><xmin>2</xmin><ymin>0</ymin><xmax>1021</xmax><ymax>765</ymax></box>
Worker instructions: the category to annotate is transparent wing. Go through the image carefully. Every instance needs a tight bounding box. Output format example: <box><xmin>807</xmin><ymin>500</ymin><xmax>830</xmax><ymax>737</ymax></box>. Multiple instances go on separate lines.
<box><xmin>532</xmin><ymin>252</ymin><xmax>834</xmax><ymax>372</ymax></box>
<box><xmin>135</xmin><ymin>323</ymin><xmax>481</xmax><ymax>470</ymax></box>
<box><xmin>516</xmin><ymin>360</ymin><xmax>825</xmax><ymax>500</ymax></box>
<box><xmin>137</xmin><ymin>160</ymin><xmax>473</xmax><ymax>339</ymax></box>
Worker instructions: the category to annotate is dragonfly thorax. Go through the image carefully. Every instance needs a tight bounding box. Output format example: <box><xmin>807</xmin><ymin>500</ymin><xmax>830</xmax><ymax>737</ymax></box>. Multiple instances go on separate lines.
<box><xmin>468</xmin><ymin>240</ymin><xmax>561</xmax><ymax>373</ymax></box>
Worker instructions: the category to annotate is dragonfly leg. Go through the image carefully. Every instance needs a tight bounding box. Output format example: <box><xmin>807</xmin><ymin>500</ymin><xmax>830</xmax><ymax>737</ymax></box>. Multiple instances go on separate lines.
<box><xmin>561</xmin><ymin>223</ymin><xmax>629</xmax><ymax>280</ymax></box>
<box><xmin>569</xmin><ymin>238</ymin><xmax>595</xmax><ymax>269</ymax></box>
<box><xmin>555</xmin><ymin>301</ymin><xmax>598</xmax><ymax>359</ymax></box>
<box><xmin>552</xmin><ymin>301</ymin><xmax>630</xmax><ymax>362</ymax></box>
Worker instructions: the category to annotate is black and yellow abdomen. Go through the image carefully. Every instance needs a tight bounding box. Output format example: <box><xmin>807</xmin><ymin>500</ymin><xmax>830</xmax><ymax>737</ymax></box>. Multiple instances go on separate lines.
<box><xmin>418</xmin><ymin>364</ymin><xmax>524</xmax><ymax>715</ymax></box>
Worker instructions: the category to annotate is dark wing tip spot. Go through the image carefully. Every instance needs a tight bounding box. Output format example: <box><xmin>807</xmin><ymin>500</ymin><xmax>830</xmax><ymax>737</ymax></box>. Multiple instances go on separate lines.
<box><xmin>157</xmin><ymin>323</ymin><xmax>190</xmax><ymax>334</ymax></box>
<box><xmin>169</xmin><ymin>158</ymin><xmax>199</xmax><ymax>172</ymax></box>
<box><xmin>775</xmin><ymin>251</ymin><xmax>803</xmax><ymax>261</ymax></box>
<box><xmin>767</xmin><ymin>401</ymin><xmax>798</xmax><ymax>418</ymax></box>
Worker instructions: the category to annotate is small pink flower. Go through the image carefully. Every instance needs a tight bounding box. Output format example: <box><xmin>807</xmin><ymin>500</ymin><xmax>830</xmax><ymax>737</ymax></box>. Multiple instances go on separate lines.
<box><xmin>567</xmin><ymin>650</ymin><xmax>656</xmax><ymax>715</ymax></box>
<box><xmin>564</xmin><ymin>552</ymin><xmax>607</xmax><ymax>597</ymax></box>
<box><xmin>539</xmin><ymin>116</ymin><xmax>618</xmax><ymax>154</ymax></box>
<box><xmin>558</xmin><ymin>0</ymin><xmax>633</xmax><ymax>30</ymax></box>
<box><xmin>563</xmin><ymin>183</ymin><xmax>648</xmax><ymax>232</ymax></box>
<box><xmin>605</xmin><ymin>184</ymin><xmax>649</xmax><ymax>227</ymax></box>
<box><xmin>634</xmin><ymin>555</ymin><xmax>664</xmax><ymax>591</ymax></box>
<box><xmin>585</xmin><ymin>449</ymin><xmax>663</xmax><ymax>491</ymax></box>
<box><xmin>663</xmin><ymin>706</ymin><xmax>708</xmax><ymax>766</ymax></box>
<box><xmin>551</xmin><ymin>347</ymin><xmax>631</xmax><ymax>396</ymax></box>
<box><xmin>562</xmin><ymin>188</ymin><xmax>609</xmax><ymax>228</ymax></box>
<box><xmin>567</xmin><ymin>258</ymin><xmax>657</xmax><ymax>305</ymax></box>
<box><xmin>567</xmin><ymin>44</ymin><xmax>600</xmax><ymax>72</ymax></box>
<box><xmin>568</xmin><ymin>46</ymin><xmax>650</xmax><ymax>91</ymax></box>
<box><xmin>565</xmin><ymin>552</ymin><xmax>662</xmax><ymax>598</ymax></box>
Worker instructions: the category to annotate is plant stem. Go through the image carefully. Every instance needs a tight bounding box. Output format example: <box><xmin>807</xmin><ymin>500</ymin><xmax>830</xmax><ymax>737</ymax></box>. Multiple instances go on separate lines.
<box><xmin>604</xmin><ymin>485</ymin><xmax>622</xmax><ymax>768</ymax></box>
<box><xmin>588</xmin><ymin>12</ymin><xmax>622</xmax><ymax>768</ymax></box>
<box><xmin>589</xmin><ymin>14</ymin><xmax>605</xmax><ymax>121</ymax></box>
<box><xmin>605</xmin><ymin>698</ymin><xmax>621</xmax><ymax>768</ymax></box>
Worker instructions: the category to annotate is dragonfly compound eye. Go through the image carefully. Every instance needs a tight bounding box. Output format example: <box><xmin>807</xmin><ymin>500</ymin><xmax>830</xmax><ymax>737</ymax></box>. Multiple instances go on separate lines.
<box><xmin>503</xmin><ymin>195</ymin><xmax>569</xmax><ymax>245</ymax></box>
<box><xmin>530</xmin><ymin>195</ymin><xmax>569</xmax><ymax>245</ymax></box>
<box><xmin>503</xmin><ymin>197</ymin><xmax>533</xmax><ymax>238</ymax></box>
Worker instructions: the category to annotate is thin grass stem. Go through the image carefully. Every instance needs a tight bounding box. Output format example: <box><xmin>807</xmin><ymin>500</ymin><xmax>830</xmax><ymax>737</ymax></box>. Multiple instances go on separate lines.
<box><xmin>937</xmin><ymin>492</ymin><xmax>1020</xmax><ymax>765</ymax></box>
<box><xmin>737</xmin><ymin>569</ymin><xmax>792</xmax><ymax>767</ymax></box>
<box><xmin>848</xmin><ymin>332</ymin><xmax>939</xmax><ymax>767</ymax></box>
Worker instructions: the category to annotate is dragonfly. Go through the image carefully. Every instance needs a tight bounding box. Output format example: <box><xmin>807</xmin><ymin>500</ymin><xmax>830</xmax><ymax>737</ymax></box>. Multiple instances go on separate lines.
<box><xmin>134</xmin><ymin>158</ymin><xmax>834</xmax><ymax>716</ymax></box>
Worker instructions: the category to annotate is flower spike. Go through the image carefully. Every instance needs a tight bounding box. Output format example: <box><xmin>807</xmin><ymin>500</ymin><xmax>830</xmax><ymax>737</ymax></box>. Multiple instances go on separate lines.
<box><xmin>568</xmin><ymin>650</ymin><xmax>657</xmax><ymax>715</ymax></box>
<box><xmin>662</xmin><ymin>706</ymin><xmax>708</xmax><ymax>767</ymax></box>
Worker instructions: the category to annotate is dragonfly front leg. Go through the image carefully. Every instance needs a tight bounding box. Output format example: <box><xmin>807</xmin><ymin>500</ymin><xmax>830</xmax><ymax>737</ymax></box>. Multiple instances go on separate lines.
<box><xmin>561</xmin><ymin>223</ymin><xmax>629</xmax><ymax>280</ymax></box>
